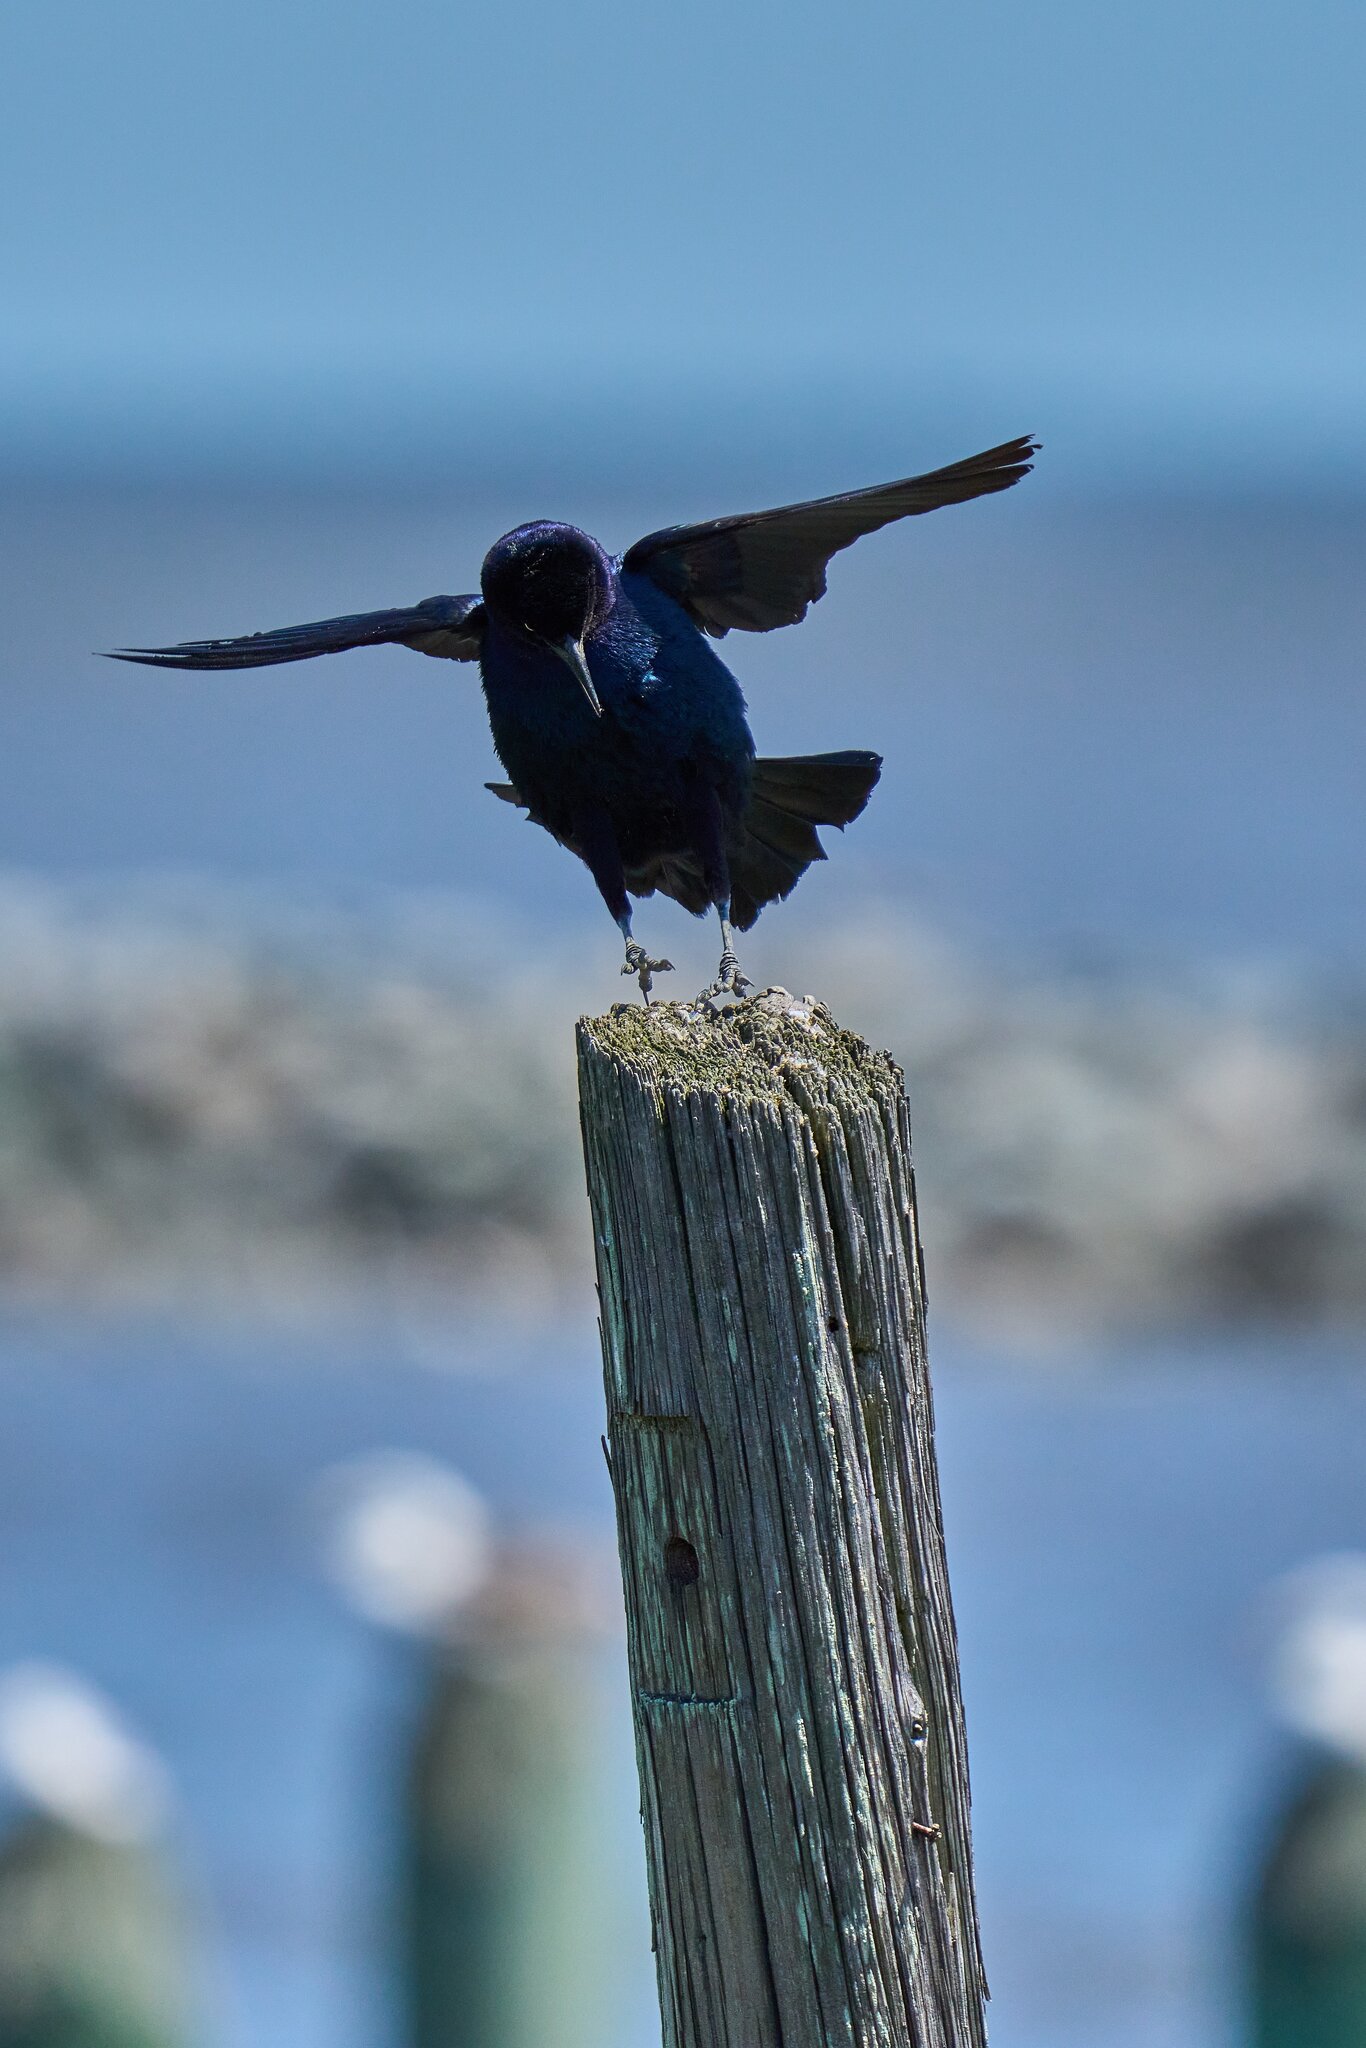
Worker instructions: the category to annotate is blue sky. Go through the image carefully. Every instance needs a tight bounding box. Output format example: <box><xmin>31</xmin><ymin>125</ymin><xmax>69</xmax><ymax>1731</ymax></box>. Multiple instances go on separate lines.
<box><xmin>3</xmin><ymin>0</ymin><xmax>1364</xmax><ymax>479</ymax></box>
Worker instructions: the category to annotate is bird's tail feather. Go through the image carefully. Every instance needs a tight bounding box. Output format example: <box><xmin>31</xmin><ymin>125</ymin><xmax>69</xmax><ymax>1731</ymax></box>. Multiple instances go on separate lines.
<box><xmin>729</xmin><ymin>750</ymin><xmax>881</xmax><ymax>930</ymax></box>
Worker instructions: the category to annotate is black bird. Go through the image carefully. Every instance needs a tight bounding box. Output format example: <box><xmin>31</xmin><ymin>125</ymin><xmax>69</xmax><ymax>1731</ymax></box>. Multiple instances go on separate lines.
<box><xmin>108</xmin><ymin>435</ymin><xmax>1037</xmax><ymax>999</ymax></box>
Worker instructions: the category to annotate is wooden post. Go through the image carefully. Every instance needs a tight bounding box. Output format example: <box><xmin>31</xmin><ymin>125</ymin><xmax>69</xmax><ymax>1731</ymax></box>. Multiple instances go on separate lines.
<box><xmin>0</xmin><ymin>1820</ymin><xmax>192</xmax><ymax>2048</ymax></box>
<box><xmin>400</xmin><ymin>1547</ymin><xmax>613</xmax><ymax>2048</ymax></box>
<box><xmin>577</xmin><ymin>988</ymin><xmax>988</xmax><ymax>2048</ymax></box>
<box><xmin>1250</xmin><ymin>1752</ymin><xmax>1366</xmax><ymax>2047</ymax></box>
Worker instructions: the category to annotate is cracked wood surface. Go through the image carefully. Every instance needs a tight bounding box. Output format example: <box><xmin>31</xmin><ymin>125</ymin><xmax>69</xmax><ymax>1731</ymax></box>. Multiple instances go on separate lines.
<box><xmin>577</xmin><ymin>989</ymin><xmax>988</xmax><ymax>2048</ymax></box>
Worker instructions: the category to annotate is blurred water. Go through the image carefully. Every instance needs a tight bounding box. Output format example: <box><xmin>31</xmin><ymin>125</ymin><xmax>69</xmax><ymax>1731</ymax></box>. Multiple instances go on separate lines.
<box><xmin>0</xmin><ymin>1313</ymin><xmax>1363</xmax><ymax>2048</ymax></box>
<box><xmin>3</xmin><ymin>475</ymin><xmax>1365</xmax><ymax>2044</ymax></box>
<box><xmin>5</xmin><ymin>483</ymin><xmax>1366</xmax><ymax>967</ymax></box>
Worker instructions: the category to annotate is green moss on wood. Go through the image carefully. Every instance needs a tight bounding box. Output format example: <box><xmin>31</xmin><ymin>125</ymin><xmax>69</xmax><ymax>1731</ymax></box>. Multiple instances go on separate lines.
<box><xmin>577</xmin><ymin>990</ymin><xmax>902</xmax><ymax>1113</ymax></box>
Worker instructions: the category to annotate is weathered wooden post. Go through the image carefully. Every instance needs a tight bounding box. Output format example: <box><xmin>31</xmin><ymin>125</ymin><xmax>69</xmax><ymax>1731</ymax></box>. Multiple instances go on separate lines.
<box><xmin>577</xmin><ymin>987</ymin><xmax>988</xmax><ymax>2048</ymax></box>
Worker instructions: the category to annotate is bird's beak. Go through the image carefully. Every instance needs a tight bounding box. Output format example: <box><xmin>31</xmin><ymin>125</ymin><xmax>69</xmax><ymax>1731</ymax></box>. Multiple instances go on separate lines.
<box><xmin>552</xmin><ymin>635</ymin><xmax>604</xmax><ymax>717</ymax></box>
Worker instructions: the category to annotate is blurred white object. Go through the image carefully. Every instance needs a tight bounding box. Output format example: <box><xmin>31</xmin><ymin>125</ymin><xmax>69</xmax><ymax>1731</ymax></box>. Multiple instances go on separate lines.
<box><xmin>0</xmin><ymin>1663</ymin><xmax>171</xmax><ymax>1843</ymax></box>
<box><xmin>313</xmin><ymin>1452</ymin><xmax>493</xmax><ymax>1631</ymax></box>
<box><xmin>1266</xmin><ymin>1554</ymin><xmax>1366</xmax><ymax>1764</ymax></box>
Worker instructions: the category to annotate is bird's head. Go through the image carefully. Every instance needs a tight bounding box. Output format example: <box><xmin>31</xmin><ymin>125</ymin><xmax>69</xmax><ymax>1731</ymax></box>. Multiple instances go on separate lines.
<box><xmin>480</xmin><ymin>522</ymin><xmax>615</xmax><ymax>715</ymax></box>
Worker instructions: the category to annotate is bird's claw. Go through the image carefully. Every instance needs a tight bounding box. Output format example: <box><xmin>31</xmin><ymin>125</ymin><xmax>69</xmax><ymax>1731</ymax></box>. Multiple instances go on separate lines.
<box><xmin>717</xmin><ymin>948</ymin><xmax>752</xmax><ymax>996</ymax></box>
<box><xmin>622</xmin><ymin>942</ymin><xmax>674</xmax><ymax>1001</ymax></box>
<box><xmin>697</xmin><ymin>949</ymin><xmax>754</xmax><ymax>1007</ymax></box>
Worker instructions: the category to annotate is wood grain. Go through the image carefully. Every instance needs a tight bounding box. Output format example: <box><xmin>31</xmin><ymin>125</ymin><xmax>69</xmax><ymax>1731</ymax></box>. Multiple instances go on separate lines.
<box><xmin>578</xmin><ymin>989</ymin><xmax>987</xmax><ymax>2048</ymax></box>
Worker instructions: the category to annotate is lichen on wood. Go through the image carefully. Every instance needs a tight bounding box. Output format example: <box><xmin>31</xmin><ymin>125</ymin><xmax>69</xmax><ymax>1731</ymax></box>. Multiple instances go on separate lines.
<box><xmin>577</xmin><ymin>987</ymin><xmax>987</xmax><ymax>2048</ymax></box>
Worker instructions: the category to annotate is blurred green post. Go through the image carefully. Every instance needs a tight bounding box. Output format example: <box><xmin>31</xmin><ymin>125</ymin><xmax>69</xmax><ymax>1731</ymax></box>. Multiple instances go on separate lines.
<box><xmin>399</xmin><ymin>1549</ymin><xmax>611</xmax><ymax>2048</ymax></box>
<box><xmin>0</xmin><ymin>1820</ymin><xmax>190</xmax><ymax>2048</ymax></box>
<box><xmin>1250</xmin><ymin>1555</ymin><xmax>1366</xmax><ymax>2048</ymax></box>
<box><xmin>1251</xmin><ymin>1754</ymin><xmax>1366</xmax><ymax>2048</ymax></box>
<box><xmin>0</xmin><ymin>1666</ymin><xmax>191</xmax><ymax>2048</ymax></box>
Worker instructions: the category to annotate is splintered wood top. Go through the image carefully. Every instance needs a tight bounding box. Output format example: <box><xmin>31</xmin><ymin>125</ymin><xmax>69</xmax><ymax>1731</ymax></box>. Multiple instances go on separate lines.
<box><xmin>578</xmin><ymin>986</ymin><xmax>904</xmax><ymax>1103</ymax></box>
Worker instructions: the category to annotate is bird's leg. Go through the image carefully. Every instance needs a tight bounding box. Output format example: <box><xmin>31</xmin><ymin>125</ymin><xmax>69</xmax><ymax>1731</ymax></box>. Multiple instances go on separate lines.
<box><xmin>574</xmin><ymin>804</ymin><xmax>672</xmax><ymax>1002</ymax></box>
<box><xmin>710</xmin><ymin>904</ymin><xmax>753</xmax><ymax>999</ymax></box>
<box><xmin>619</xmin><ymin>925</ymin><xmax>674</xmax><ymax>1001</ymax></box>
<box><xmin>682</xmin><ymin>779</ymin><xmax>753</xmax><ymax>1003</ymax></box>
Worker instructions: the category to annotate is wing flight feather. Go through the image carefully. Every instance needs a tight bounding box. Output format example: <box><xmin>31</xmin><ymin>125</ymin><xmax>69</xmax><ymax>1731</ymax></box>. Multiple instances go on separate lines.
<box><xmin>105</xmin><ymin>593</ymin><xmax>485</xmax><ymax>670</ymax></box>
<box><xmin>622</xmin><ymin>435</ymin><xmax>1037</xmax><ymax>635</ymax></box>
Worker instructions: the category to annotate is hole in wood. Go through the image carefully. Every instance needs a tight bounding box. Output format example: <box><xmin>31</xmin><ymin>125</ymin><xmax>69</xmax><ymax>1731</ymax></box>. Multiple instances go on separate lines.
<box><xmin>664</xmin><ymin>1535</ymin><xmax>700</xmax><ymax>1588</ymax></box>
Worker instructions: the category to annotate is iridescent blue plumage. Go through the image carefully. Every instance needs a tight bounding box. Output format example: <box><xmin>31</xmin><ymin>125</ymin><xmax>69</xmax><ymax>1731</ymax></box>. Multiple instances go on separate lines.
<box><xmin>105</xmin><ymin>435</ymin><xmax>1037</xmax><ymax>997</ymax></box>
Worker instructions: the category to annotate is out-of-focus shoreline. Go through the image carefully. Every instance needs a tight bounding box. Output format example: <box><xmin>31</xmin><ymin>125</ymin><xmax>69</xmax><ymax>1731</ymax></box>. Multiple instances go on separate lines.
<box><xmin>0</xmin><ymin>874</ymin><xmax>1361</xmax><ymax>1346</ymax></box>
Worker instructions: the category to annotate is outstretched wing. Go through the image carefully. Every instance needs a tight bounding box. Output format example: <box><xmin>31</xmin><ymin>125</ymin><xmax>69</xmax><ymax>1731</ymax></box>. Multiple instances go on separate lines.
<box><xmin>622</xmin><ymin>435</ymin><xmax>1037</xmax><ymax>636</ymax></box>
<box><xmin>105</xmin><ymin>593</ymin><xmax>486</xmax><ymax>670</ymax></box>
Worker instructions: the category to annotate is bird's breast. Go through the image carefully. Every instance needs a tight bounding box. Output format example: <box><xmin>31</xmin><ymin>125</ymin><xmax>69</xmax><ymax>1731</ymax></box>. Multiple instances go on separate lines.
<box><xmin>479</xmin><ymin>593</ymin><xmax>753</xmax><ymax>842</ymax></box>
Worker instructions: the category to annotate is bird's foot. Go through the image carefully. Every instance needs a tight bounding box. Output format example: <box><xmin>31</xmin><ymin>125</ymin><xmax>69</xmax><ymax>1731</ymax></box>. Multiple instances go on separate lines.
<box><xmin>622</xmin><ymin>941</ymin><xmax>674</xmax><ymax>1002</ymax></box>
<box><xmin>697</xmin><ymin>949</ymin><xmax>754</xmax><ymax>1007</ymax></box>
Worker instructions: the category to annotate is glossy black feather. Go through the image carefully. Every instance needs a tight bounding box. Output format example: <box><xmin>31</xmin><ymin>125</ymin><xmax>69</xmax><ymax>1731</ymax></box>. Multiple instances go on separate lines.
<box><xmin>101</xmin><ymin>436</ymin><xmax>1033</xmax><ymax>978</ymax></box>
<box><xmin>486</xmin><ymin>750</ymin><xmax>881</xmax><ymax>930</ymax></box>
<box><xmin>727</xmin><ymin>750</ymin><xmax>881</xmax><ymax>929</ymax></box>
<box><xmin>106</xmin><ymin>594</ymin><xmax>485</xmax><ymax>670</ymax></box>
<box><xmin>622</xmin><ymin>434</ymin><xmax>1038</xmax><ymax>636</ymax></box>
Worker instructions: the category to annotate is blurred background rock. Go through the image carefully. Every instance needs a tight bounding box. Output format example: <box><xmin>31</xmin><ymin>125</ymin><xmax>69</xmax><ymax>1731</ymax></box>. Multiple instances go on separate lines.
<box><xmin>2</xmin><ymin>0</ymin><xmax>1365</xmax><ymax>2043</ymax></box>
<box><xmin>0</xmin><ymin>879</ymin><xmax>1362</xmax><ymax>1339</ymax></box>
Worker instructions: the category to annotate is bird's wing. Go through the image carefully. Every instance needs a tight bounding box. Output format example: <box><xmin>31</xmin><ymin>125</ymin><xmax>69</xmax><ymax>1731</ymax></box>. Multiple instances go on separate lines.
<box><xmin>105</xmin><ymin>593</ymin><xmax>485</xmax><ymax>669</ymax></box>
<box><xmin>621</xmin><ymin>435</ymin><xmax>1037</xmax><ymax>635</ymax></box>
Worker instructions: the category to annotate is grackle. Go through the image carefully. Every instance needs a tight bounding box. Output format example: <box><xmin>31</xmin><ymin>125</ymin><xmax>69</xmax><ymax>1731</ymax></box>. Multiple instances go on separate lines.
<box><xmin>107</xmin><ymin>435</ymin><xmax>1036</xmax><ymax>1000</ymax></box>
